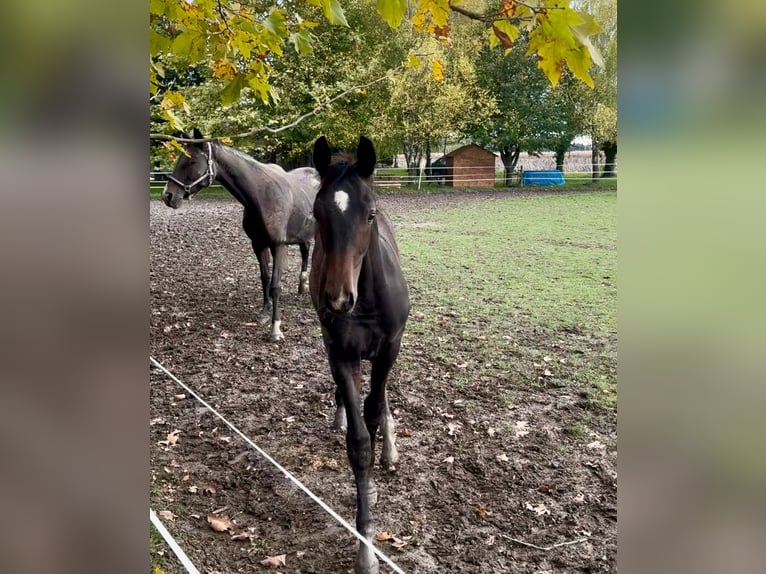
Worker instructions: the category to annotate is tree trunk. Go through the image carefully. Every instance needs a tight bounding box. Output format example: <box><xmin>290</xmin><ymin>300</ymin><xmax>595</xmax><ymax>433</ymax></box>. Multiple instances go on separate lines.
<box><xmin>425</xmin><ymin>140</ymin><xmax>432</xmax><ymax>179</ymax></box>
<box><xmin>554</xmin><ymin>139</ymin><xmax>569</xmax><ymax>173</ymax></box>
<box><xmin>500</xmin><ymin>145</ymin><xmax>521</xmax><ymax>186</ymax></box>
<box><xmin>591</xmin><ymin>140</ymin><xmax>600</xmax><ymax>183</ymax></box>
<box><xmin>403</xmin><ymin>142</ymin><xmax>422</xmax><ymax>179</ymax></box>
<box><xmin>601</xmin><ymin>141</ymin><xmax>617</xmax><ymax>180</ymax></box>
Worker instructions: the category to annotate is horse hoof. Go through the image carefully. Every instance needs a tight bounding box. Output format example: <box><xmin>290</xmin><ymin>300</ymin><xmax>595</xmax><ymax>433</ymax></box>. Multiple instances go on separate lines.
<box><xmin>270</xmin><ymin>332</ymin><xmax>284</xmax><ymax>342</ymax></box>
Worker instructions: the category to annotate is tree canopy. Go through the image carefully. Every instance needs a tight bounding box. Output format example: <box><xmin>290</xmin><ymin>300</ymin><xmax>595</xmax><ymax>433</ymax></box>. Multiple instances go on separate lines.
<box><xmin>150</xmin><ymin>0</ymin><xmax>605</xmax><ymax>140</ymax></box>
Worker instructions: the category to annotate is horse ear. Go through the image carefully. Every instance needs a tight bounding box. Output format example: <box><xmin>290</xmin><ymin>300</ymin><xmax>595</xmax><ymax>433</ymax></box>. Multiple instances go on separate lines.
<box><xmin>356</xmin><ymin>136</ymin><xmax>376</xmax><ymax>179</ymax></box>
<box><xmin>313</xmin><ymin>136</ymin><xmax>332</xmax><ymax>178</ymax></box>
<box><xmin>192</xmin><ymin>127</ymin><xmax>204</xmax><ymax>140</ymax></box>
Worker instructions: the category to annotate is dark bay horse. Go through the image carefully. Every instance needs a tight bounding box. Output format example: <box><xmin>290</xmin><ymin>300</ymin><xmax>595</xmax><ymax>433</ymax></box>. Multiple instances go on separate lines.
<box><xmin>310</xmin><ymin>136</ymin><xmax>410</xmax><ymax>574</ymax></box>
<box><xmin>162</xmin><ymin>128</ymin><xmax>319</xmax><ymax>341</ymax></box>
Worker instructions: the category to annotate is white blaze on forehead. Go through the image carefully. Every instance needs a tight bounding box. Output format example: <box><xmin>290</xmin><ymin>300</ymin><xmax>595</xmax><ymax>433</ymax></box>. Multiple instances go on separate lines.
<box><xmin>334</xmin><ymin>190</ymin><xmax>350</xmax><ymax>212</ymax></box>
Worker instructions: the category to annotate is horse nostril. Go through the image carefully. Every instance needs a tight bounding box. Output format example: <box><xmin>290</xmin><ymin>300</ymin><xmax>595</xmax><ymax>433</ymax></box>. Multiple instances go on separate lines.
<box><xmin>346</xmin><ymin>293</ymin><xmax>355</xmax><ymax>311</ymax></box>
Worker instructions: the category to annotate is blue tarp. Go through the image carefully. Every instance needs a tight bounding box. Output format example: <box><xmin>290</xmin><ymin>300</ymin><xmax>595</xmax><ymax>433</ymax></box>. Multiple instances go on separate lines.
<box><xmin>522</xmin><ymin>170</ymin><xmax>565</xmax><ymax>186</ymax></box>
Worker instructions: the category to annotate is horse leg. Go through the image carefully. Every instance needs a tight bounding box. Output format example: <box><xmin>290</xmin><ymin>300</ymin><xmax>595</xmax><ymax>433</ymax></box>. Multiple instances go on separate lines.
<box><xmin>365</xmin><ymin>341</ymin><xmax>401</xmax><ymax>472</ymax></box>
<box><xmin>298</xmin><ymin>242</ymin><xmax>310</xmax><ymax>295</ymax></box>
<box><xmin>254</xmin><ymin>245</ymin><xmax>272</xmax><ymax>323</ymax></box>
<box><xmin>331</xmin><ymin>358</ymin><xmax>379</xmax><ymax>574</ymax></box>
<box><xmin>333</xmin><ymin>386</ymin><xmax>347</xmax><ymax>431</ymax></box>
<box><xmin>268</xmin><ymin>244</ymin><xmax>286</xmax><ymax>341</ymax></box>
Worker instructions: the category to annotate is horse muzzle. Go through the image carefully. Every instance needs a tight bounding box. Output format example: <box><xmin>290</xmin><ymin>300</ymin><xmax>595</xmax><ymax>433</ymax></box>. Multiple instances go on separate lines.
<box><xmin>324</xmin><ymin>290</ymin><xmax>355</xmax><ymax>314</ymax></box>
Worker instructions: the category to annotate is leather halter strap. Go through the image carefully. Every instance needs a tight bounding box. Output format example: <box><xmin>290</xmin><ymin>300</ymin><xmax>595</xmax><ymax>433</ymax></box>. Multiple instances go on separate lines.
<box><xmin>166</xmin><ymin>142</ymin><xmax>216</xmax><ymax>195</ymax></box>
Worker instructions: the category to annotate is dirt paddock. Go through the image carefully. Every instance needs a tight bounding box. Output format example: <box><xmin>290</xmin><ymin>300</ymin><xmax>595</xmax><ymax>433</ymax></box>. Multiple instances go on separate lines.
<box><xmin>150</xmin><ymin>191</ymin><xmax>616</xmax><ymax>573</ymax></box>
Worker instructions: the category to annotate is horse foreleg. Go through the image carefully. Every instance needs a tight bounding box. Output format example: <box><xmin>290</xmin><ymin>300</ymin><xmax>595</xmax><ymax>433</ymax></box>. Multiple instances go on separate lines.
<box><xmin>268</xmin><ymin>244</ymin><xmax>286</xmax><ymax>341</ymax></box>
<box><xmin>367</xmin><ymin>342</ymin><xmax>401</xmax><ymax>472</ymax></box>
<box><xmin>254</xmin><ymin>246</ymin><xmax>272</xmax><ymax>323</ymax></box>
<box><xmin>332</xmin><ymin>359</ymin><xmax>378</xmax><ymax>574</ymax></box>
<box><xmin>298</xmin><ymin>242</ymin><xmax>310</xmax><ymax>295</ymax></box>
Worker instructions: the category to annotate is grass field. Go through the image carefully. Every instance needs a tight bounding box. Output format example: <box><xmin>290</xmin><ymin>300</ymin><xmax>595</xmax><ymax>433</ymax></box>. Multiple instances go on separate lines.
<box><xmin>391</xmin><ymin>191</ymin><xmax>617</xmax><ymax>407</ymax></box>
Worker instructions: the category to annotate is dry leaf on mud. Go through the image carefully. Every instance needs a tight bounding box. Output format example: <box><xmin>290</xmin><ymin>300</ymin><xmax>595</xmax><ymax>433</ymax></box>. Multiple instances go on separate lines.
<box><xmin>158</xmin><ymin>430</ymin><xmax>181</xmax><ymax>446</ymax></box>
<box><xmin>525</xmin><ymin>502</ymin><xmax>550</xmax><ymax>516</ymax></box>
<box><xmin>188</xmin><ymin>485</ymin><xmax>198</xmax><ymax>493</ymax></box>
<box><xmin>443</xmin><ymin>456</ymin><xmax>455</xmax><ymax>464</ymax></box>
<box><xmin>207</xmin><ymin>513</ymin><xmax>237</xmax><ymax>532</ymax></box>
<box><xmin>447</xmin><ymin>421</ymin><xmax>462</xmax><ymax>436</ymax></box>
<box><xmin>400</xmin><ymin>428</ymin><xmax>414</xmax><ymax>437</ymax></box>
<box><xmin>474</xmin><ymin>504</ymin><xmax>490</xmax><ymax>518</ymax></box>
<box><xmin>158</xmin><ymin>510</ymin><xmax>175</xmax><ymax>522</ymax></box>
<box><xmin>543</xmin><ymin>356</ymin><xmax>553</xmax><ymax>362</ymax></box>
<box><xmin>260</xmin><ymin>554</ymin><xmax>286</xmax><ymax>568</ymax></box>
<box><xmin>587</xmin><ymin>440</ymin><xmax>606</xmax><ymax>450</ymax></box>
<box><xmin>376</xmin><ymin>531</ymin><xmax>395</xmax><ymax>541</ymax></box>
<box><xmin>230</xmin><ymin>527</ymin><xmax>257</xmax><ymax>541</ymax></box>
<box><xmin>495</xmin><ymin>453</ymin><xmax>509</xmax><ymax>462</ymax></box>
<box><xmin>173</xmin><ymin>394</ymin><xmax>186</xmax><ymax>400</ymax></box>
<box><xmin>391</xmin><ymin>536</ymin><xmax>412</xmax><ymax>549</ymax></box>
<box><xmin>514</xmin><ymin>421</ymin><xmax>530</xmax><ymax>438</ymax></box>
<box><xmin>487</xmin><ymin>427</ymin><xmax>496</xmax><ymax>437</ymax></box>
<box><xmin>202</xmin><ymin>483</ymin><xmax>217</xmax><ymax>495</ymax></box>
<box><xmin>543</xmin><ymin>369</ymin><xmax>553</xmax><ymax>377</ymax></box>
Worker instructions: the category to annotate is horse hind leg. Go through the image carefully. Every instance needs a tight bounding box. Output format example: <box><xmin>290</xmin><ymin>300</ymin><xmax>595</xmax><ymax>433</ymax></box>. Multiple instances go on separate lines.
<box><xmin>298</xmin><ymin>242</ymin><xmax>310</xmax><ymax>295</ymax></box>
<box><xmin>269</xmin><ymin>244</ymin><xmax>286</xmax><ymax>341</ymax></box>
<box><xmin>254</xmin><ymin>246</ymin><xmax>272</xmax><ymax>323</ymax></box>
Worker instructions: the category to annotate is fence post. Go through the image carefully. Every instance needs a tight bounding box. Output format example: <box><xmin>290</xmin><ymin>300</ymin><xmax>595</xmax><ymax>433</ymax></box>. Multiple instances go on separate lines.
<box><xmin>418</xmin><ymin>164</ymin><xmax>424</xmax><ymax>191</ymax></box>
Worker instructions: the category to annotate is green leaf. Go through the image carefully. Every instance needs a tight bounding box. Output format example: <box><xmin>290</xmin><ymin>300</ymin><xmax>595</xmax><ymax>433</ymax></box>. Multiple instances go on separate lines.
<box><xmin>171</xmin><ymin>32</ymin><xmax>195</xmax><ymax>59</ymax></box>
<box><xmin>150</xmin><ymin>29</ymin><xmax>171</xmax><ymax>57</ymax></box>
<box><xmin>406</xmin><ymin>54</ymin><xmax>421</xmax><ymax>68</ymax></box>
<box><xmin>149</xmin><ymin>0</ymin><xmax>166</xmax><ymax>16</ymax></box>
<box><xmin>221</xmin><ymin>75</ymin><xmax>246</xmax><ymax>107</ymax></box>
<box><xmin>376</xmin><ymin>0</ymin><xmax>407</xmax><ymax>28</ymax></box>
<box><xmin>565</xmin><ymin>45</ymin><xmax>594</xmax><ymax>88</ymax></box>
<box><xmin>321</xmin><ymin>0</ymin><xmax>349</xmax><ymax>26</ymax></box>
<box><xmin>289</xmin><ymin>31</ymin><xmax>313</xmax><ymax>55</ymax></box>
<box><xmin>264</xmin><ymin>9</ymin><xmax>287</xmax><ymax>38</ymax></box>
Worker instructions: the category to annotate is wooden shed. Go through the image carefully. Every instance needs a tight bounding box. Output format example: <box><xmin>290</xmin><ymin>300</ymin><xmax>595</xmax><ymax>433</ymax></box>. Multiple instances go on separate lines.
<box><xmin>444</xmin><ymin>144</ymin><xmax>496</xmax><ymax>187</ymax></box>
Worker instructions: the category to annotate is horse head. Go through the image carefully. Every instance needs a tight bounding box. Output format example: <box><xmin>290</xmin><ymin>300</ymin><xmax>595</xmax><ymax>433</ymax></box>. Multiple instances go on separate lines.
<box><xmin>162</xmin><ymin>128</ymin><xmax>216</xmax><ymax>209</ymax></box>
<box><xmin>312</xmin><ymin>135</ymin><xmax>377</xmax><ymax>314</ymax></box>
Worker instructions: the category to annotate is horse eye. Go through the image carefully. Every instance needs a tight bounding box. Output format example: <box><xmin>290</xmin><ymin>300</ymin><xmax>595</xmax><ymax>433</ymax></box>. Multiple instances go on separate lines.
<box><xmin>367</xmin><ymin>211</ymin><xmax>377</xmax><ymax>224</ymax></box>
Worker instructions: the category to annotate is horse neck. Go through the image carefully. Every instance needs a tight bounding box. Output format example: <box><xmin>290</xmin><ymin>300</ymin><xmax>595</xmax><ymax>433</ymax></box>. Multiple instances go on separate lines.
<box><xmin>211</xmin><ymin>143</ymin><xmax>262</xmax><ymax>207</ymax></box>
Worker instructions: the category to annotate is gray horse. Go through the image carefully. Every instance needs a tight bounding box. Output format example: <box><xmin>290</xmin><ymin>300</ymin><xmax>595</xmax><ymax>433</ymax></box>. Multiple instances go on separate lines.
<box><xmin>161</xmin><ymin>129</ymin><xmax>319</xmax><ymax>341</ymax></box>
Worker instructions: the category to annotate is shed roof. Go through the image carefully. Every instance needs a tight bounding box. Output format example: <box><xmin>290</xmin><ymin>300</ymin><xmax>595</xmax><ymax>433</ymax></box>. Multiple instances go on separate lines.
<box><xmin>445</xmin><ymin>144</ymin><xmax>495</xmax><ymax>158</ymax></box>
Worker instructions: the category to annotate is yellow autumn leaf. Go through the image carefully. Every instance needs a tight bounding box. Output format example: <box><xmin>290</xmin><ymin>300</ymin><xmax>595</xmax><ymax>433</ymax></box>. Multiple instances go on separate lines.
<box><xmin>406</xmin><ymin>54</ymin><xmax>421</xmax><ymax>68</ymax></box>
<box><xmin>431</xmin><ymin>59</ymin><xmax>444</xmax><ymax>82</ymax></box>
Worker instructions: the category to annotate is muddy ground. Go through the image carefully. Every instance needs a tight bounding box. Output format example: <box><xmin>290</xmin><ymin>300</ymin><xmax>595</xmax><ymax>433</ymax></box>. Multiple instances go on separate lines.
<box><xmin>150</xmin><ymin>191</ymin><xmax>616</xmax><ymax>573</ymax></box>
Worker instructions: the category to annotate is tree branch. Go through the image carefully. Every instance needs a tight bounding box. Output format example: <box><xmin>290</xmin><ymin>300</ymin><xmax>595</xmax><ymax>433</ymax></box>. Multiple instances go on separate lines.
<box><xmin>149</xmin><ymin>64</ymin><xmax>405</xmax><ymax>144</ymax></box>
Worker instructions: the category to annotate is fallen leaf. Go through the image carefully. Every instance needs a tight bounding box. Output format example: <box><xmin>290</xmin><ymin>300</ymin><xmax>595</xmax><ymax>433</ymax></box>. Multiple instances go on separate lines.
<box><xmin>514</xmin><ymin>421</ymin><xmax>530</xmax><ymax>437</ymax></box>
<box><xmin>282</xmin><ymin>416</ymin><xmax>295</xmax><ymax>423</ymax></box>
<box><xmin>376</xmin><ymin>531</ymin><xmax>395</xmax><ymax>541</ymax></box>
<box><xmin>447</xmin><ymin>421</ymin><xmax>462</xmax><ymax>436</ymax></box>
<box><xmin>587</xmin><ymin>440</ymin><xmax>606</xmax><ymax>450</ymax></box>
<box><xmin>538</xmin><ymin>483</ymin><xmax>552</xmax><ymax>494</ymax></box>
<box><xmin>453</xmin><ymin>399</ymin><xmax>465</xmax><ymax>406</ymax></box>
<box><xmin>573</xmin><ymin>492</ymin><xmax>586</xmax><ymax>503</ymax></box>
<box><xmin>543</xmin><ymin>369</ymin><xmax>553</xmax><ymax>377</ymax></box>
<box><xmin>443</xmin><ymin>456</ymin><xmax>454</xmax><ymax>464</ymax></box>
<box><xmin>525</xmin><ymin>502</ymin><xmax>550</xmax><ymax>516</ymax></box>
<box><xmin>188</xmin><ymin>485</ymin><xmax>198</xmax><ymax>493</ymax></box>
<box><xmin>158</xmin><ymin>510</ymin><xmax>175</xmax><ymax>522</ymax></box>
<box><xmin>207</xmin><ymin>513</ymin><xmax>237</xmax><ymax>532</ymax></box>
<box><xmin>230</xmin><ymin>527</ymin><xmax>257</xmax><ymax>541</ymax></box>
<box><xmin>260</xmin><ymin>554</ymin><xmax>286</xmax><ymax>568</ymax></box>
<box><xmin>543</xmin><ymin>356</ymin><xmax>553</xmax><ymax>362</ymax></box>
<box><xmin>487</xmin><ymin>427</ymin><xmax>496</xmax><ymax>437</ymax></box>
<box><xmin>390</xmin><ymin>536</ymin><xmax>412</xmax><ymax>548</ymax></box>
<box><xmin>174</xmin><ymin>394</ymin><xmax>186</xmax><ymax>400</ymax></box>
<box><xmin>218</xmin><ymin>436</ymin><xmax>232</xmax><ymax>444</ymax></box>
<box><xmin>474</xmin><ymin>504</ymin><xmax>490</xmax><ymax>518</ymax></box>
<box><xmin>158</xmin><ymin>430</ymin><xmax>181</xmax><ymax>446</ymax></box>
<box><xmin>243</xmin><ymin>322</ymin><xmax>259</xmax><ymax>327</ymax></box>
<box><xmin>495</xmin><ymin>453</ymin><xmax>509</xmax><ymax>462</ymax></box>
<box><xmin>400</xmin><ymin>428</ymin><xmax>414</xmax><ymax>437</ymax></box>
<box><xmin>181</xmin><ymin>474</ymin><xmax>190</xmax><ymax>481</ymax></box>
<box><xmin>202</xmin><ymin>483</ymin><xmax>217</xmax><ymax>495</ymax></box>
